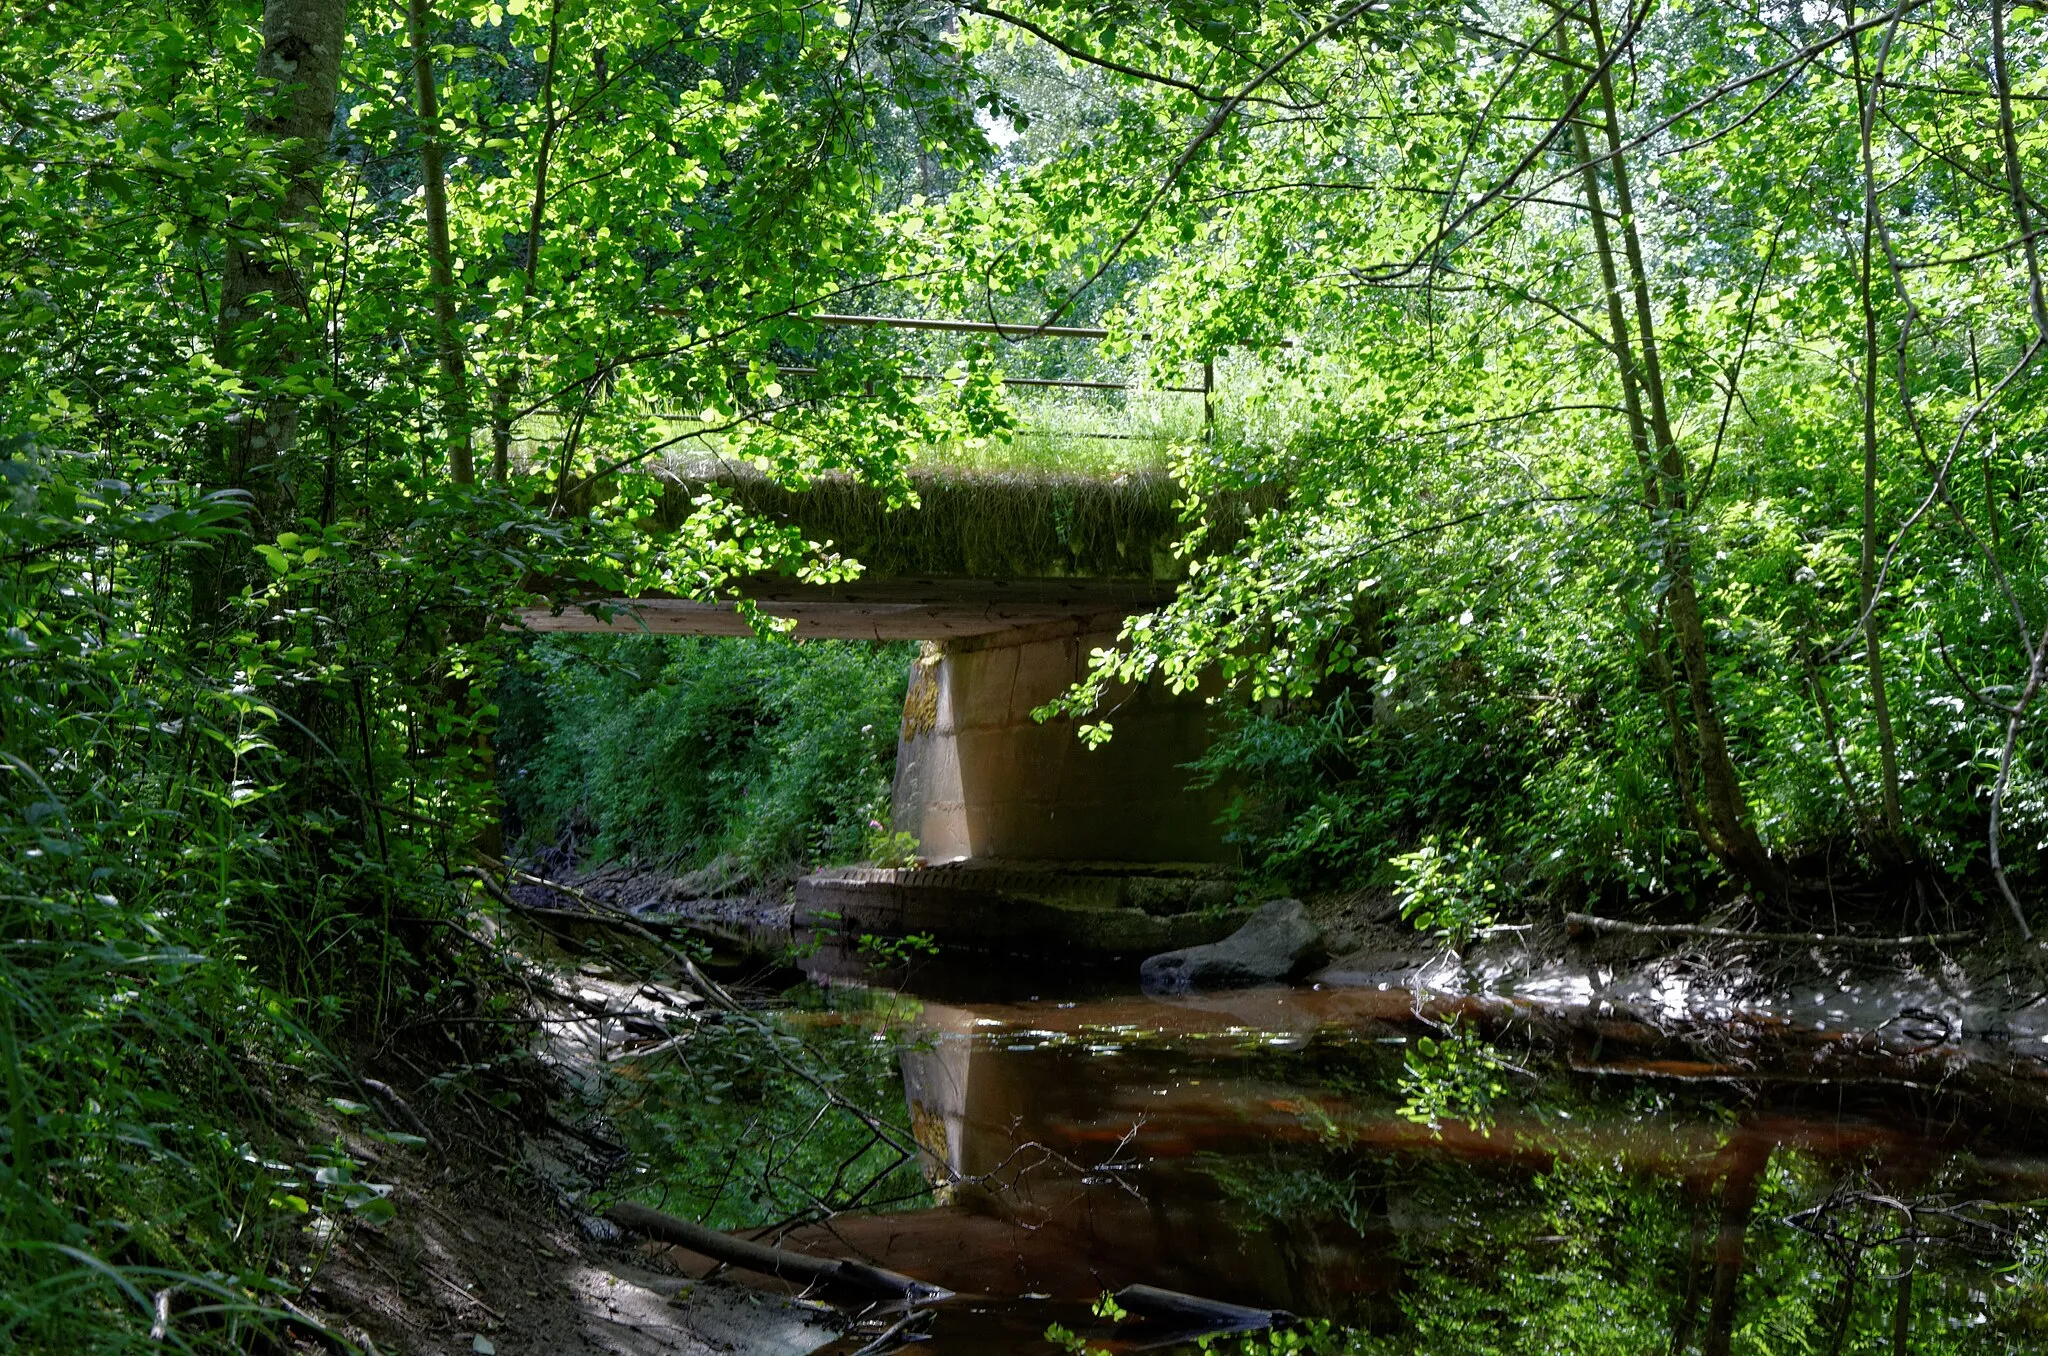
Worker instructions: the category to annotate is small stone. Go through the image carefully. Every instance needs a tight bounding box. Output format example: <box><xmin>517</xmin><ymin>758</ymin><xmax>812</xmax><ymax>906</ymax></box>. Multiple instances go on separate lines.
<box><xmin>472</xmin><ymin>1339</ymin><xmax>495</xmax><ymax>1355</ymax></box>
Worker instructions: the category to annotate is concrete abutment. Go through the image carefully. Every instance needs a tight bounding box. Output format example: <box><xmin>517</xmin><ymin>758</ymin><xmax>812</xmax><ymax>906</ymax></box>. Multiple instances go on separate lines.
<box><xmin>890</xmin><ymin>621</ymin><xmax>1232</xmax><ymax>865</ymax></box>
<box><xmin>797</xmin><ymin>617</ymin><xmax>1243</xmax><ymax>960</ymax></box>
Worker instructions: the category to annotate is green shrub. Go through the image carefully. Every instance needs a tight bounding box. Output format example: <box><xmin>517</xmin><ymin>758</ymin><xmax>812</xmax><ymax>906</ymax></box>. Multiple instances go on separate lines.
<box><xmin>1389</xmin><ymin>835</ymin><xmax>1503</xmax><ymax>945</ymax></box>
<box><xmin>498</xmin><ymin>634</ymin><xmax>913</xmax><ymax>879</ymax></box>
<box><xmin>0</xmin><ymin>446</ymin><xmax>491</xmax><ymax>1350</ymax></box>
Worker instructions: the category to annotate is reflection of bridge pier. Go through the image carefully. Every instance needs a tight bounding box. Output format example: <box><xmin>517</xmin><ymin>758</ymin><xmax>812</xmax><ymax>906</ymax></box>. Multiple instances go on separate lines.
<box><xmin>890</xmin><ymin>1002</ymin><xmax>1376</xmax><ymax>1312</ymax></box>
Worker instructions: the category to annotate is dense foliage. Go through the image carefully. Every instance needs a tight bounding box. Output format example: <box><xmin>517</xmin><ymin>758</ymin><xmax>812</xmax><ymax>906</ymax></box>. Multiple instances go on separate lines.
<box><xmin>2</xmin><ymin>0</ymin><xmax>969</xmax><ymax>1345</ymax></box>
<box><xmin>498</xmin><ymin>634</ymin><xmax>910</xmax><ymax>878</ymax></box>
<box><xmin>13</xmin><ymin>0</ymin><xmax>2048</xmax><ymax>1347</ymax></box>
<box><xmin>961</xmin><ymin>0</ymin><xmax>2048</xmax><ymax>922</ymax></box>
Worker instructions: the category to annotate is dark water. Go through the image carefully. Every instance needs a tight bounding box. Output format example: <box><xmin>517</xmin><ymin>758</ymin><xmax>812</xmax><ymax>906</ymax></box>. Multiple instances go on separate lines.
<box><xmin>792</xmin><ymin>978</ymin><xmax>2048</xmax><ymax>1355</ymax></box>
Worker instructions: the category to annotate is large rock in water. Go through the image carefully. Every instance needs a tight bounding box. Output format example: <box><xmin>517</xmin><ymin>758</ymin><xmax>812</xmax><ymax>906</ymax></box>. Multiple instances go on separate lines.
<box><xmin>1140</xmin><ymin>899</ymin><xmax>1320</xmax><ymax>993</ymax></box>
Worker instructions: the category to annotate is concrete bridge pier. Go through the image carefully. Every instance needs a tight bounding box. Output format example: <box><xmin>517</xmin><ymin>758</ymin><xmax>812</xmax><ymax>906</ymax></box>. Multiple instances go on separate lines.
<box><xmin>799</xmin><ymin>616</ymin><xmax>1243</xmax><ymax>961</ymax></box>
<box><xmin>891</xmin><ymin>621</ymin><xmax>1231</xmax><ymax>865</ymax></box>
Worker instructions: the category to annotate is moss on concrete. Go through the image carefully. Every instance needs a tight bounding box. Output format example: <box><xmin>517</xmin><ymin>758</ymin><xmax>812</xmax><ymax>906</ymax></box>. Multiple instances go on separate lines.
<box><xmin>654</xmin><ymin>465</ymin><xmax>1259</xmax><ymax>581</ymax></box>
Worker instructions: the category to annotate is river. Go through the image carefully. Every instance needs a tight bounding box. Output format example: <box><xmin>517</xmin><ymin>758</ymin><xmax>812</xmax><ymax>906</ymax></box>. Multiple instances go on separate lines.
<box><xmin>761</xmin><ymin>961</ymin><xmax>2048</xmax><ymax>1354</ymax></box>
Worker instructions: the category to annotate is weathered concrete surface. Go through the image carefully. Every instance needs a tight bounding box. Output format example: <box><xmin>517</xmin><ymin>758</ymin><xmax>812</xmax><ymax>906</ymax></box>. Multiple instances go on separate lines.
<box><xmin>1139</xmin><ymin>898</ymin><xmax>1321</xmax><ymax>993</ymax></box>
<box><xmin>796</xmin><ymin>860</ymin><xmax>1243</xmax><ymax>958</ymax></box>
<box><xmin>892</xmin><ymin>621</ymin><xmax>1233</xmax><ymax>863</ymax></box>
<box><xmin>793</xmin><ymin>614</ymin><xmax>1238</xmax><ymax>956</ymax></box>
<box><xmin>515</xmin><ymin>578</ymin><xmax>1177</xmax><ymax>641</ymax></box>
<box><xmin>521</xmin><ymin>465</ymin><xmax>1218</xmax><ymax>639</ymax></box>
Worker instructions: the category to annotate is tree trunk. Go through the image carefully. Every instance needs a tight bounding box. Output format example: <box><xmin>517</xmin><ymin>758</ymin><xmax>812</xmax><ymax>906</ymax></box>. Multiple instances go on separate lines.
<box><xmin>491</xmin><ymin>374</ymin><xmax>514</xmax><ymax>481</ymax></box>
<box><xmin>1850</xmin><ymin>6</ymin><xmax>1904</xmax><ymax>841</ymax></box>
<box><xmin>485</xmin><ymin>0</ymin><xmax>564</xmax><ymax>484</ymax></box>
<box><xmin>409</xmin><ymin>0</ymin><xmax>473</xmax><ymax>483</ymax></box>
<box><xmin>194</xmin><ymin>0</ymin><xmax>349</xmax><ymax>626</ymax></box>
<box><xmin>1565</xmin><ymin>67</ymin><xmax>1708</xmax><ymax>847</ymax></box>
<box><xmin>1891</xmin><ymin>1230</ymin><xmax>1915</xmax><ymax>1356</ymax></box>
<box><xmin>1701</xmin><ymin>1144</ymin><xmax>1768</xmax><ymax>1356</ymax></box>
<box><xmin>1582</xmin><ymin>0</ymin><xmax>1780</xmax><ymax>896</ymax></box>
<box><xmin>1821</xmin><ymin>1242</ymin><xmax>1861</xmax><ymax>1356</ymax></box>
<box><xmin>1670</xmin><ymin>1179</ymin><xmax>1710</xmax><ymax>1354</ymax></box>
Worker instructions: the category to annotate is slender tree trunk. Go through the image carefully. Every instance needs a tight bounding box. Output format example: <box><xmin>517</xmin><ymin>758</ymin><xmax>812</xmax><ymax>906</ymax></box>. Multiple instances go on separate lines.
<box><xmin>194</xmin><ymin>0</ymin><xmax>349</xmax><ymax>625</ymax></box>
<box><xmin>1859</xmin><ymin>254</ymin><xmax>1905</xmax><ymax>838</ymax></box>
<box><xmin>1987</xmin><ymin>0</ymin><xmax>2046</xmax><ymax>941</ymax></box>
<box><xmin>1670</xmin><ymin>1179</ymin><xmax>1710</xmax><ymax>1354</ymax></box>
<box><xmin>1991</xmin><ymin>0</ymin><xmax>2048</xmax><ymax>343</ymax></box>
<box><xmin>1822</xmin><ymin>1243</ymin><xmax>1862</xmax><ymax>1356</ymax></box>
<box><xmin>408</xmin><ymin>0</ymin><xmax>473</xmax><ymax>483</ymax></box>
<box><xmin>1563</xmin><ymin>45</ymin><xmax>1706</xmax><ymax>845</ymax></box>
<box><xmin>1849</xmin><ymin>6</ymin><xmax>1904</xmax><ymax>840</ymax></box>
<box><xmin>491</xmin><ymin>375</ymin><xmax>514</xmax><ymax>481</ymax></box>
<box><xmin>1802</xmin><ymin>638</ymin><xmax>1882</xmax><ymax>840</ymax></box>
<box><xmin>487</xmin><ymin>0</ymin><xmax>564</xmax><ymax>484</ymax></box>
<box><xmin>1582</xmin><ymin>0</ymin><xmax>1779</xmax><ymax>895</ymax></box>
<box><xmin>1891</xmin><ymin>1229</ymin><xmax>1915</xmax><ymax>1356</ymax></box>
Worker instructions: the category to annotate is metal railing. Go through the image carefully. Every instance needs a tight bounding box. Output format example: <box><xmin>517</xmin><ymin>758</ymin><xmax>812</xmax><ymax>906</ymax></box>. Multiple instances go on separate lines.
<box><xmin>803</xmin><ymin>313</ymin><xmax>1215</xmax><ymax>434</ymax></box>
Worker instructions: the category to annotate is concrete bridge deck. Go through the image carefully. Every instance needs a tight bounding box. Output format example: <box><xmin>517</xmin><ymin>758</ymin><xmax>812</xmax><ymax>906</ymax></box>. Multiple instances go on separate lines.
<box><xmin>515</xmin><ymin>475</ymin><xmax>1244</xmax><ymax>956</ymax></box>
<box><xmin>515</xmin><ymin>576</ymin><xmax>1178</xmax><ymax>641</ymax></box>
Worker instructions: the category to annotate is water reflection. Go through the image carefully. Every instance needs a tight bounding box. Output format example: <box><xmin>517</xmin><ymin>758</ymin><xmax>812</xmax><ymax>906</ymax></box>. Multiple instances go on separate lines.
<box><xmin>789</xmin><ymin>986</ymin><xmax>2048</xmax><ymax>1353</ymax></box>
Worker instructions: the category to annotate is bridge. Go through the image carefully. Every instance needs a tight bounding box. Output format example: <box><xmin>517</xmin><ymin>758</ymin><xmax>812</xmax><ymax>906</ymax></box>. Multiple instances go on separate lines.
<box><xmin>517</xmin><ymin>316</ymin><xmax>1248</xmax><ymax>958</ymax></box>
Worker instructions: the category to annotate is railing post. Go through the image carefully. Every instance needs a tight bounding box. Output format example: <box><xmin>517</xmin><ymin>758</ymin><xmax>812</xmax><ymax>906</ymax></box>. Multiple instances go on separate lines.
<box><xmin>1202</xmin><ymin>357</ymin><xmax>1214</xmax><ymax>442</ymax></box>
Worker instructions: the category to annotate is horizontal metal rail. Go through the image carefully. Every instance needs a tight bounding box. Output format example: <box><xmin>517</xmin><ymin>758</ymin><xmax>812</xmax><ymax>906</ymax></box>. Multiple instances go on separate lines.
<box><xmin>769</xmin><ymin>365</ymin><xmax>1205</xmax><ymax>395</ymax></box>
<box><xmin>803</xmin><ymin>311</ymin><xmax>1288</xmax><ymax>348</ymax></box>
<box><xmin>649</xmin><ymin>309</ymin><xmax>1233</xmax><ymax>436</ymax></box>
<box><xmin>808</xmin><ymin>312</ymin><xmax>1112</xmax><ymax>339</ymax></box>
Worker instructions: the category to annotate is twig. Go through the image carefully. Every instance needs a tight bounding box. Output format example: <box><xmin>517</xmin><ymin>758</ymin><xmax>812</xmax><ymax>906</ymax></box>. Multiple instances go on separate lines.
<box><xmin>1563</xmin><ymin>913</ymin><xmax>1972</xmax><ymax>948</ymax></box>
<box><xmin>421</xmin><ymin>1263</ymin><xmax>505</xmax><ymax>1321</ymax></box>
<box><xmin>848</xmin><ymin>1309</ymin><xmax>931</xmax><ymax>1356</ymax></box>
<box><xmin>360</xmin><ymin>1077</ymin><xmax>436</xmax><ymax>1147</ymax></box>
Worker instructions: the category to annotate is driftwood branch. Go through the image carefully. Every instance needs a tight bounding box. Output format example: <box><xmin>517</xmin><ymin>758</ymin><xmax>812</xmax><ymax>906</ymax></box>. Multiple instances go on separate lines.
<box><xmin>454</xmin><ymin>866</ymin><xmax>746</xmax><ymax>1013</ymax></box>
<box><xmin>360</xmin><ymin>1077</ymin><xmax>437</xmax><ymax>1147</ymax></box>
<box><xmin>1564</xmin><ymin>913</ymin><xmax>1973</xmax><ymax>948</ymax></box>
<box><xmin>847</xmin><ymin>1309</ymin><xmax>932</xmax><ymax>1356</ymax></box>
<box><xmin>1113</xmin><ymin>1283</ymin><xmax>1293</xmax><ymax>1333</ymax></box>
<box><xmin>603</xmin><ymin>1201</ymin><xmax>949</xmax><ymax>1302</ymax></box>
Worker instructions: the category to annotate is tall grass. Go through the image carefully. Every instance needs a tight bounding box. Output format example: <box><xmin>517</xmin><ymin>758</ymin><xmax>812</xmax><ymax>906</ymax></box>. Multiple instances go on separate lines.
<box><xmin>1</xmin><ymin>453</ymin><xmax>317</xmax><ymax>1350</ymax></box>
<box><xmin>1</xmin><ymin>445</ymin><xmax>522</xmax><ymax>1352</ymax></box>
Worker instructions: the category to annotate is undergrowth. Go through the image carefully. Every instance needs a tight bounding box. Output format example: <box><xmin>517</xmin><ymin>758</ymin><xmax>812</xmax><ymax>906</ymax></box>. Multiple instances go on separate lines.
<box><xmin>497</xmin><ymin>634</ymin><xmax>914</xmax><ymax>881</ymax></box>
<box><xmin>0</xmin><ymin>445</ymin><xmax>540</xmax><ymax>1352</ymax></box>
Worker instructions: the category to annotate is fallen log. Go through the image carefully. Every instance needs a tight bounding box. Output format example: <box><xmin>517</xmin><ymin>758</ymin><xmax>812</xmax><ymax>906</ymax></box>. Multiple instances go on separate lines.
<box><xmin>1563</xmin><ymin>913</ymin><xmax>1974</xmax><ymax>949</ymax></box>
<box><xmin>1112</xmin><ymin>1283</ymin><xmax>1293</xmax><ymax>1333</ymax></box>
<box><xmin>603</xmin><ymin>1201</ymin><xmax>950</xmax><ymax>1302</ymax></box>
<box><xmin>455</xmin><ymin>866</ymin><xmax>746</xmax><ymax>1013</ymax></box>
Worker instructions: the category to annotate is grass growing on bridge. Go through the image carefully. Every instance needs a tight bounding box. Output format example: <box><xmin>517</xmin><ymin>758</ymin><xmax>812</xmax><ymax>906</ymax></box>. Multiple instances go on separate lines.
<box><xmin>652</xmin><ymin>463</ymin><xmax>1195</xmax><ymax>580</ymax></box>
